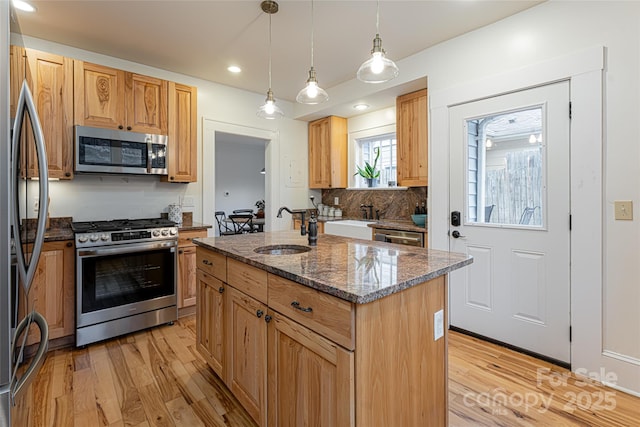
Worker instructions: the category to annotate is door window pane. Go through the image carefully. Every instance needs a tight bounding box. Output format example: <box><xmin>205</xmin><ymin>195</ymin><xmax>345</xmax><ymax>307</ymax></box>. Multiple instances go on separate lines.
<box><xmin>467</xmin><ymin>107</ymin><xmax>544</xmax><ymax>227</ymax></box>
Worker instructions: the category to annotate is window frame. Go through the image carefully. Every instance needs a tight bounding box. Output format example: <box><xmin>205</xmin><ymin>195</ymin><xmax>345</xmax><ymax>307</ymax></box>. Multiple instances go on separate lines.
<box><xmin>349</xmin><ymin>124</ymin><xmax>397</xmax><ymax>189</ymax></box>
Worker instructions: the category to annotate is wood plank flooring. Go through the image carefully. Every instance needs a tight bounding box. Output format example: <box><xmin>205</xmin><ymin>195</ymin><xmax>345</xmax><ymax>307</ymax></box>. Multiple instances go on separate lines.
<box><xmin>14</xmin><ymin>316</ymin><xmax>640</xmax><ymax>426</ymax></box>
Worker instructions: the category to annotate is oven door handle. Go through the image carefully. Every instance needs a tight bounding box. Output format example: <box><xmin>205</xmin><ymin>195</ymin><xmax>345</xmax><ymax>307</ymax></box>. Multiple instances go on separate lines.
<box><xmin>77</xmin><ymin>240</ymin><xmax>177</xmax><ymax>257</ymax></box>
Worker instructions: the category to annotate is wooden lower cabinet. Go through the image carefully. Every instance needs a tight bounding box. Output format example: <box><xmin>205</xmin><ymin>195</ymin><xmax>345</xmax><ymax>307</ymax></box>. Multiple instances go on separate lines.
<box><xmin>196</xmin><ymin>246</ymin><xmax>447</xmax><ymax>426</ymax></box>
<box><xmin>18</xmin><ymin>240</ymin><xmax>75</xmax><ymax>346</ymax></box>
<box><xmin>226</xmin><ymin>287</ymin><xmax>268</xmax><ymax>426</ymax></box>
<box><xmin>177</xmin><ymin>230</ymin><xmax>207</xmax><ymax>312</ymax></box>
<box><xmin>267</xmin><ymin>310</ymin><xmax>354</xmax><ymax>427</ymax></box>
<box><xmin>196</xmin><ymin>270</ymin><xmax>225</xmax><ymax>377</ymax></box>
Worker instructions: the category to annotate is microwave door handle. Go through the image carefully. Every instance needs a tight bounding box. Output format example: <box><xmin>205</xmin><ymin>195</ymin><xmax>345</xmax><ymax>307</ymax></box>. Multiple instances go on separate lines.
<box><xmin>11</xmin><ymin>81</ymin><xmax>49</xmax><ymax>294</ymax></box>
<box><xmin>10</xmin><ymin>310</ymin><xmax>49</xmax><ymax>405</ymax></box>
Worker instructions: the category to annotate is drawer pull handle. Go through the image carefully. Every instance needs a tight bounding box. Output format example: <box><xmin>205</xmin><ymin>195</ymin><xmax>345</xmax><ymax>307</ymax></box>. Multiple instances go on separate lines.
<box><xmin>202</xmin><ymin>259</ymin><xmax>213</xmax><ymax>266</ymax></box>
<box><xmin>291</xmin><ymin>301</ymin><xmax>313</xmax><ymax>313</ymax></box>
<box><xmin>256</xmin><ymin>310</ymin><xmax>264</xmax><ymax>318</ymax></box>
<box><xmin>218</xmin><ymin>286</ymin><xmax>224</xmax><ymax>293</ymax></box>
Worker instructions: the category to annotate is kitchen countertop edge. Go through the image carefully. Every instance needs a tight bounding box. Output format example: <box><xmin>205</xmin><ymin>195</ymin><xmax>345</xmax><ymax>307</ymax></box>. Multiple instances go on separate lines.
<box><xmin>193</xmin><ymin>233</ymin><xmax>471</xmax><ymax>304</ymax></box>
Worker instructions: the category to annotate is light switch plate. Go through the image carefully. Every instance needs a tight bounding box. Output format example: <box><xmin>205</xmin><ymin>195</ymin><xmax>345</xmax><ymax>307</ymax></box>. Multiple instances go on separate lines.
<box><xmin>614</xmin><ymin>200</ymin><xmax>633</xmax><ymax>220</ymax></box>
<box><xmin>434</xmin><ymin>309</ymin><xmax>444</xmax><ymax>341</ymax></box>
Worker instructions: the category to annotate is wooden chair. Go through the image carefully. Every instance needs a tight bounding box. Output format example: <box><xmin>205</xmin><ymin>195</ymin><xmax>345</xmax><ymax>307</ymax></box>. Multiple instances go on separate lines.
<box><xmin>228</xmin><ymin>214</ymin><xmax>255</xmax><ymax>234</ymax></box>
<box><xmin>215</xmin><ymin>211</ymin><xmax>235</xmax><ymax>236</ymax></box>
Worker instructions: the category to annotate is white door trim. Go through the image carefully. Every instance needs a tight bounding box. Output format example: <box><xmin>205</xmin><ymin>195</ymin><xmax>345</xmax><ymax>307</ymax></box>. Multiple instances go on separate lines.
<box><xmin>201</xmin><ymin>117</ymin><xmax>279</xmax><ymax>236</ymax></box>
<box><xmin>430</xmin><ymin>46</ymin><xmax>604</xmax><ymax>381</ymax></box>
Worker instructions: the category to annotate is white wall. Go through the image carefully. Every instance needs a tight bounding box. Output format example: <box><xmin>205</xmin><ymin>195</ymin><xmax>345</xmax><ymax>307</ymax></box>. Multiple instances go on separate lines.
<box><xmin>215</xmin><ymin>138</ymin><xmax>266</xmax><ymax>218</ymax></box>
<box><xmin>409</xmin><ymin>1</ymin><xmax>639</xmax><ymax>394</ymax></box>
<box><xmin>12</xmin><ymin>34</ymin><xmax>308</xmax><ymax>225</ymax></box>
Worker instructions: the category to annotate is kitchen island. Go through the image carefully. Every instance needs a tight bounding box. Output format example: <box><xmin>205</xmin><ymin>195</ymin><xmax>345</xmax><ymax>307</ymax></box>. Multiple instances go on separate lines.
<box><xmin>193</xmin><ymin>231</ymin><xmax>471</xmax><ymax>427</ymax></box>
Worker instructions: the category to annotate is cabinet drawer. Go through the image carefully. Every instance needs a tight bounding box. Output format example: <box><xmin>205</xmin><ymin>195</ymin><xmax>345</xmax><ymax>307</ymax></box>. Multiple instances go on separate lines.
<box><xmin>179</xmin><ymin>229</ymin><xmax>207</xmax><ymax>247</ymax></box>
<box><xmin>268</xmin><ymin>274</ymin><xmax>354</xmax><ymax>350</ymax></box>
<box><xmin>196</xmin><ymin>247</ymin><xmax>226</xmax><ymax>282</ymax></box>
<box><xmin>227</xmin><ymin>258</ymin><xmax>268</xmax><ymax>304</ymax></box>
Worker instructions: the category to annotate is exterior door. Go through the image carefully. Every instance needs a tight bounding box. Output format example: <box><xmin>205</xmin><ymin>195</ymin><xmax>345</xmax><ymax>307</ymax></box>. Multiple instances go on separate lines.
<box><xmin>449</xmin><ymin>81</ymin><xmax>571</xmax><ymax>364</ymax></box>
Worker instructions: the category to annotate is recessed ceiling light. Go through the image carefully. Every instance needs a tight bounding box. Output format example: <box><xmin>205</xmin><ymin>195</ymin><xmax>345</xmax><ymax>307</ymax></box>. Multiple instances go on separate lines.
<box><xmin>227</xmin><ymin>65</ymin><xmax>242</xmax><ymax>74</ymax></box>
<box><xmin>12</xmin><ymin>0</ymin><xmax>36</xmax><ymax>12</ymax></box>
<box><xmin>353</xmin><ymin>103</ymin><xmax>369</xmax><ymax>111</ymax></box>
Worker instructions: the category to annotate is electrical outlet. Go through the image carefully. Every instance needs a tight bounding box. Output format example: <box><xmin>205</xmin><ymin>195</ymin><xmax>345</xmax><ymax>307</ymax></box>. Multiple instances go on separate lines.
<box><xmin>334</xmin><ymin>197</ymin><xmax>339</xmax><ymax>205</ymax></box>
<box><xmin>33</xmin><ymin>198</ymin><xmax>39</xmax><ymax>212</ymax></box>
<box><xmin>434</xmin><ymin>309</ymin><xmax>444</xmax><ymax>341</ymax></box>
<box><xmin>614</xmin><ymin>200</ymin><xmax>633</xmax><ymax>220</ymax></box>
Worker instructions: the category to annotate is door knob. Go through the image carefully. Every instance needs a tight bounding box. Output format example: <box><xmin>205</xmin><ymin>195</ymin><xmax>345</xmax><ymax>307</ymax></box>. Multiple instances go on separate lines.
<box><xmin>451</xmin><ymin>230</ymin><xmax>465</xmax><ymax>239</ymax></box>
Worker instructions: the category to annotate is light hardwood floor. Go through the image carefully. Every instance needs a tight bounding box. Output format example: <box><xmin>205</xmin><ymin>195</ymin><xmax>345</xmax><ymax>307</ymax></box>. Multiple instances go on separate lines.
<box><xmin>14</xmin><ymin>316</ymin><xmax>640</xmax><ymax>426</ymax></box>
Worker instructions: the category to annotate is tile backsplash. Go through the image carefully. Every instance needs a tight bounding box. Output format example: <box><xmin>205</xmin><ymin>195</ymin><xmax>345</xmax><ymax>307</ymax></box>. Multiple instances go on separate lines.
<box><xmin>322</xmin><ymin>187</ymin><xmax>427</xmax><ymax>220</ymax></box>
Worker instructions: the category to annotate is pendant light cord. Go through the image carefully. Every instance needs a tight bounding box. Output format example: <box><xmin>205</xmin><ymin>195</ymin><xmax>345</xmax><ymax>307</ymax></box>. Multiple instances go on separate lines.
<box><xmin>376</xmin><ymin>0</ymin><xmax>380</xmax><ymax>35</ymax></box>
<box><xmin>310</xmin><ymin>0</ymin><xmax>315</xmax><ymax>67</ymax></box>
<box><xmin>268</xmin><ymin>12</ymin><xmax>273</xmax><ymax>89</ymax></box>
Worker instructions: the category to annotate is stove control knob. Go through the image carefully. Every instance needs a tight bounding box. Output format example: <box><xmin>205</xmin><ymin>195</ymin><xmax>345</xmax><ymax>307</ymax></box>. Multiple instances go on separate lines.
<box><xmin>90</xmin><ymin>234</ymin><xmax>99</xmax><ymax>242</ymax></box>
<box><xmin>152</xmin><ymin>230</ymin><xmax>161</xmax><ymax>237</ymax></box>
<box><xmin>161</xmin><ymin>229</ymin><xmax>169</xmax><ymax>236</ymax></box>
<box><xmin>169</xmin><ymin>228</ymin><xmax>177</xmax><ymax>236</ymax></box>
<box><xmin>78</xmin><ymin>235</ymin><xmax>88</xmax><ymax>243</ymax></box>
<box><xmin>100</xmin><ymin>234</ymin><xmax>109</xmax><ymax>241</ymax></box>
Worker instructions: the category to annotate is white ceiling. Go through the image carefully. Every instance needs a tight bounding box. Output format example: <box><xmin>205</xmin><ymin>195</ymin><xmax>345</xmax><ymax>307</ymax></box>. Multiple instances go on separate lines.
<box><xmin>10</xmin><ymin>0</ymin><xmax>542</xmax><ymax>119</ymax></box>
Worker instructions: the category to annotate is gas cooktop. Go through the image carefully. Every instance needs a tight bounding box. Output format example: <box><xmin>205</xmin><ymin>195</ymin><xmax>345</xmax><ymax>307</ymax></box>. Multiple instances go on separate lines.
<box><xmin>71</xmin><ymin>218</ymin><xmax>176</xmax><ymax>233</ymax></box>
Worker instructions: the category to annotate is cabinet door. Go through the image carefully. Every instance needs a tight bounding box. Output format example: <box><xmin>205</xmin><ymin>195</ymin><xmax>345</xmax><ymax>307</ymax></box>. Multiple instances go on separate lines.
<box><xmin>308</xmin><ymin>117</ymin><xmax>332</xmax><ymax>188</ymax></box>
<box><xmin>396</xmin><ymin>89</ymin><xmax>428</xmax><ymax>187</ymax></box>
<box><xmin>126</xmin><ymin>72</ymin><xmax>168</xmax><ymax>134</ymax></box>
<box><xmin>226</xmin><ymin>287</ymin><xmax>267</xmax><ymax>427</ymax></box>
<box><xmin>177</xmin><ymin>245</ymin><xmax>197</xmax><ymax>308</ymax></box>
<box><xmin>308</xmin><ymin>116</ymin><xmax>347</xmax><ymax>189</ymax></box>
<box><xmin>196</xmin><ymin>270</ymin><xmax>225</xmax><ymax>377</ymax></box>
<box><xmin>267</xmin><ymin>311</ymin><xmax>354</xmax><ymax>427</ymax></box>
<box><xmin>25</xmin><ymin>49</ymin><xmax>74</xmax><ymax>179</ymax></box>
<box><xmin>165</xmin><ymin>82</ymin><xmax>197</xmax><ymax>183</ymax></box>
<box><xmin>18</xmin><ymin>241</ymin><xmax>75</xmax><ymax>345</ymax></box>
<box><xmin>74</xmin><ymin>61</ymin><xmax>126</xmax><ymax>130</ymax></box>
<box><xmin>10</xmin><ymin>45</ymin><xmax>25</xmax><ymax>120</ymax></box>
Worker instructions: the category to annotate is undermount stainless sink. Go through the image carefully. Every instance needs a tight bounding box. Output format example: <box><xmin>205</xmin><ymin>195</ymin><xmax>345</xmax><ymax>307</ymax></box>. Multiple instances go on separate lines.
<box><xmin>253</xmin><ymin>245</ymin><xmax>312</xmax><ymax>255</ymax></box>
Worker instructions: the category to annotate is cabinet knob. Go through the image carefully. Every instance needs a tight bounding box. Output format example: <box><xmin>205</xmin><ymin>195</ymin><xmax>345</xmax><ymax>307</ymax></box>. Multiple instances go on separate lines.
<box><xmin>218</xmin><ymin>286</ymin><xmax>224</xmax><ymax>293</ymax></box>
<box><xmin>127</xmin><ymin>126</ymin><xmax>132</xmax><ymax>131</ymax></box>
<box><xmin>202</xmin><ymin>259</ymin><xmax>212</xmax><ymax>266</ymax></box>
<box><xmin>66</xmin><ymin>242</ymin><xmax>73</xmax><ymax>248</ymax></box>
<box><xmin>65</xmin><ymin>172</ymin><xmax>71</xmax><ymax>177</ymax></box>
<box><xmin>178</xmin><ymin>249</ymin><xmax>183</xmax><ymax>254</ymax></box>
<box><xmin>118</xmin><ymin>125</ymin><xmax>124</xmax><ymax>130</ymax></box>
<box><xmin>170</xmin><ymin>176</ymin><xmax>175</xmax><ymax>181</ymax></box>
<box><xmin>264</xmin><ymin>315</ymin><xmax>272</xmax><ymax>323</ymax></box>
<box><xmin>256</xmin><ymin>310</ymin><xmax>264</xmax><ymax>318</ymax></box>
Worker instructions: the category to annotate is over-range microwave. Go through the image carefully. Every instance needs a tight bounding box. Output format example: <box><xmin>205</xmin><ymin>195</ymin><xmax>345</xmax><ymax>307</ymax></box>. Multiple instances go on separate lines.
<box><xmin>74</xmin><ymin>125</ymin><xmax>168</xmax><ymax>175</ymax></box>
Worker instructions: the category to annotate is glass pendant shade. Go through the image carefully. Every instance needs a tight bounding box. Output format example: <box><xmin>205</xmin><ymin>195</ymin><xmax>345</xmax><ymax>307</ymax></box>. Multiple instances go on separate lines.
<box><xmin>296</xmin><ymin>67</ymin><xmax>329</xmax><ymax>104</ymax></box>
<box><xmin>257</xmin><ymin>89</ymin><xmax>284</xmax><ymax>120</ymax></box>
<box><xmin>357</xmin><ymin>34</ymin><xmax>399</xmax><ymax>83</ymax></box>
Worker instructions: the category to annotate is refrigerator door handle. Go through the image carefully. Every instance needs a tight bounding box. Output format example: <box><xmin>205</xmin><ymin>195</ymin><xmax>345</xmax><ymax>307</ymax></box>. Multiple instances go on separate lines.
<box><xmin>9</xmin><ymin>311</ymin><xmax>49</xmax><ymax>405</ymax></box>
<box><xmin>11</xmin><ymin>80</ymin><xmax>49</xmax><ymax>294</ymax></box>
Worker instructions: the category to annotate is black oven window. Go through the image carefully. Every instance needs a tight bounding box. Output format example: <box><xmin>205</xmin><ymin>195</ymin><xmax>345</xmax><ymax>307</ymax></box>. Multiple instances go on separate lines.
<box><xmin>81</xmin><ymin>248</ymin><xmax>175</xmax><ymax>313</ymax></box>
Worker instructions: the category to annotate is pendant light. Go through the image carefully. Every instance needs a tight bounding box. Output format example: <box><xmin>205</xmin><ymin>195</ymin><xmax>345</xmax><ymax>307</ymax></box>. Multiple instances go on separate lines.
<box><xmin>257</xmin><ymin>0</ymin><xmax>284</xmax><ymax>119</ymax></box>
<box><xmin>296</xmin><ymin>0</ymin><xmax>328</xmax><ymax>104</ymax></box>
<box><xmin>357</xmin><ymin>0</ymin><xmax>399</xmax><ymax>84</ymax></box>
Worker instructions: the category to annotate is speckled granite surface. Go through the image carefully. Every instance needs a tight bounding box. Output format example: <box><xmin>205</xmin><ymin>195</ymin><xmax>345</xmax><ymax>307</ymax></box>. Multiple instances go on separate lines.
<box><xmin>20</xmin><ymin>217</ymin><xmax>74</xmax><ymax>242</ymax></box>
<box><xmin>178</xmin><ymin>221</ymin><xmax>212</xmax><ymax>232</ymax></box>
<box><xmin>194</xmin><ymin>231</ymin><xmax>471</xmax><ymax>304</ymax></box>
<box><xmin>369</xmin><ymin>220</ymin><xmax>427</xmax><ymax>233</ymax></box>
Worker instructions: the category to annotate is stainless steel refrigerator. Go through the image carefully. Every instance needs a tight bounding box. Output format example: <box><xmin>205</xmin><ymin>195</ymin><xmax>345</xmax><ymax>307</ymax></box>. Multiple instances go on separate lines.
<box><xmin>2</xmin><ymin>0</ymin><xmax>50</xmax><ymax>424</ymax></box>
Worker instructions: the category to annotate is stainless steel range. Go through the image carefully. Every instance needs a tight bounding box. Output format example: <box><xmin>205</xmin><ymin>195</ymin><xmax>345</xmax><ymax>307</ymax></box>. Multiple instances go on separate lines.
<box><xmin>71</xmin><ymin>218</ymin><xmax>178</xmax><ymax>347</ymax></box>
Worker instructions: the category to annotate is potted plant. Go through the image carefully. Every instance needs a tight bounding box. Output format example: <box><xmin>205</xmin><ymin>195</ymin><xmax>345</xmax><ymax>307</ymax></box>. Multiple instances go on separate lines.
<box><xmin>354</xmin><ymin>147</ymin><xmax>380</xmax><ymax>187</ymax></box>
<box><xmin>255</xmin><ymin>199</ymin><xmax>265</xmax><ymax>218</ymax></box>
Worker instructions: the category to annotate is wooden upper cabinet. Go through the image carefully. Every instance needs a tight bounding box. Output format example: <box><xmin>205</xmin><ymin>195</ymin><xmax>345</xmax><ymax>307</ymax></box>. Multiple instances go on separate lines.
<box><xmin>163</xmin><ymin>82</ymin><xmax>197</xmax><ymax>183</ymax></box>
<box><xmin>23</xmin><ymin>48</ymin><xmax>74</xmax><ymax>179</ymax></box>
<box><xmin>74</xmin><ymin>61</ymin><xmax>126</xmax><ymax>130</ymax></box>
<box><xmin>74</xmin><ymin>61</ymin><xmax>168</xmax><ymax>134</ymax></box>
<box><xmin>396</xmin><ymin>89</ymin><xmax>428</xmax><ymax>187</ymax></box>
<box><xmin>10</xmin><ymin>45</ymin><xmax>25</xmax><ymax>120</ymax></box>
<box><xmin>308</xmin><ymin>116</ymin><xmax>347</xmax><ymax>189</ymax></box>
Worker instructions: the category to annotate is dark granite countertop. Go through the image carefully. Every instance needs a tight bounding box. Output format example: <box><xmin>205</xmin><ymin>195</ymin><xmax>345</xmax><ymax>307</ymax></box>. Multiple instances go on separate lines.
<box><xmin>368</xmin><ymin>220</ymin><xmax>427</xmax><ymax>233</ymax></box>
<box><xmin>178</xmin><ymin>221</ymin><xmax>212</xmax><ymax>232</ymax></box>
<box><xmin>194</xmin><ymin>231</ymin><xmax>471</xmax><ymax>304</ymax></box>
<box><xmin>20</xmin><ymin>217</ymin><xmax>75</xmax><ymax>242</ymax></box>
